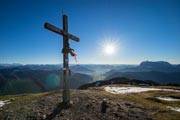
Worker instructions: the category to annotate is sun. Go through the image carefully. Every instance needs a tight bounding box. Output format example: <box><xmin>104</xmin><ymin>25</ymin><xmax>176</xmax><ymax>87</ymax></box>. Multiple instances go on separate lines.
<box><xmin>101</xmin><ymin>39</ymin><xmax>119</xmax><ymax>56</ymax></box>
<box><xmin>104</xmin><ymin>43</ymin><xmax>115</xmax><ymax>55</ymax></box>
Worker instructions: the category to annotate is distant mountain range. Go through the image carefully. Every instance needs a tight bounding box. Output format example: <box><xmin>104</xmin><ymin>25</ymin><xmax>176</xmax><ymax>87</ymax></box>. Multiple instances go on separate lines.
<box><xmin>105</xmin><ymin>71</ymin><xmax>180</xmax><ymax>84</ymax></box>
<box><xmin>0</xmin><ymin>66</ymin><xmax>93</xmax><ymax>95</ymax></box>
<box><xmin>70</xmin><ymin>65</ymin><xmax>94</xmax><ymax>74</ymax></box>
<box><xmin>139</xmin><ymin>61</ymin><xmax>180</xmax><ymax>72</ymax></box>
<box><xmin>106</xmin><ymin>61</ymin><xmax>180</xmax><ymax>74</ymax></box>
<box><xmin>0</xmin><ymin>64</ymin><xmax>135</xmax><ymax>73</ymax></box>
<box><xmin>0</xmin><ymin>61</ymin><xmax>180</xmax><ymax>95</ymax></box>
<box><xmin>105</xmin><ymin>61</ymin><xmax>180</xmax><ymax>84</ymax></box>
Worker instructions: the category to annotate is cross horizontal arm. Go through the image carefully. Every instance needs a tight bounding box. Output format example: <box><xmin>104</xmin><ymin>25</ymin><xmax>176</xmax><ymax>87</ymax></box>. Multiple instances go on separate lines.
<box><xmin>44</xmin><ymin>22</ymin><xmax>80</xmax><ymax>42</ymax></box>
<box><xmin>68</xmin><ymin>33</ymin><xmax>80</xmax><ymax>42</ymax></box>
<box><xmin>44</xmin><ymin>22</ymin><xmax>63</xmax><ymax>35</ymax></box>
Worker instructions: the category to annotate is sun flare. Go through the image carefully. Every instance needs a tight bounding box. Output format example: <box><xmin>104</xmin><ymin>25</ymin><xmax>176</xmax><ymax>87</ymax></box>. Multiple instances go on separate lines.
<box><xmin>101</xmin><ymin>38</ymin><xmax>119</xmax><ymax>56</ymax></box>
<box><xmin>104</xmin><ymin>43</ymin><xmax>115</xmax><ymax>55</ymax></box>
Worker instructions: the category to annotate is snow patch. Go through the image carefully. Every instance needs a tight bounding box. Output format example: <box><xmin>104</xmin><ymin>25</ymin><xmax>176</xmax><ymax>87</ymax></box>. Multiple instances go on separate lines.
<box><xmin>105</xmin><ymin>86</ymin><xmax>180</xmax><ymax>94</ymax></box>
<box><xmin>0</xmin><ymin>100</ymin><xmax>11</xmax><ymax>107</ymax></box>
<box><xmin>167</xmin><ymin>106</ymin><xmax>180</xmax><ymax>112</ymax></box>
<box><xmin>157</xmin><ymin>97</ymin><xmax>180</xmax><ymax>101</ymax></box>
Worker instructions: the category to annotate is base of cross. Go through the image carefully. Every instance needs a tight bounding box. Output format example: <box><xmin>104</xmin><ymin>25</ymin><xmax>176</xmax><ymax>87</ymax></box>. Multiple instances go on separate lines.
<box><xmin>61</xmin><ymin>95</ymin><xmax>73</xmax><ymax>109</ymax></box>
<box><xmin>63</xmin><ymin>89</ymin><xmax>70</xmax><ymax>105</ymax></box>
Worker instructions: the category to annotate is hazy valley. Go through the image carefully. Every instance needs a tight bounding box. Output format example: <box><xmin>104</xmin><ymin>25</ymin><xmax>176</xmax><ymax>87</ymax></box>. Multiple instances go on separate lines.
<box><xmin>0</xmin><ymin>61</ymin><xmax>179</xmax><ymax>95</ymax></box>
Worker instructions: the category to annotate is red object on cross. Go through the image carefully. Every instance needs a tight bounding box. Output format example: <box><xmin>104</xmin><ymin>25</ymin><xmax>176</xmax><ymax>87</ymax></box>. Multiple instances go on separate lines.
<box><xmin>73</xmin><ymin>52</ymin><xmax>78</xmax><ymax>63</ymax></box>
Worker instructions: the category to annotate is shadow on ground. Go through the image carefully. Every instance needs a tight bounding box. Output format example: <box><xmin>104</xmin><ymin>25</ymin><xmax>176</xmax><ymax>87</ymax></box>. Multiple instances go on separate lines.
<box><xmin>45</xmin><ymin>102</ymin><xmax>70</xmax><ymax>120</ymax></box>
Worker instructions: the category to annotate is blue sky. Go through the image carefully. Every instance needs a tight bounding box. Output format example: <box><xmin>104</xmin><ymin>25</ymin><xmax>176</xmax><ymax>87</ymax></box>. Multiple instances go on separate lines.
<box><xmin>0</xmin><ymin>0</ymin><xmax>179</xmax><ymax>64</ymax></box>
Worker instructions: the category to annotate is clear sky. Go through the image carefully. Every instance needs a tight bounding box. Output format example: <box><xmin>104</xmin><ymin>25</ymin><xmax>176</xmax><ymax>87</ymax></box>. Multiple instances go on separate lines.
<box><xmin>0</xmin><ymin>0</ymin><xmax>179</xmax><ymax>64</ymax></box>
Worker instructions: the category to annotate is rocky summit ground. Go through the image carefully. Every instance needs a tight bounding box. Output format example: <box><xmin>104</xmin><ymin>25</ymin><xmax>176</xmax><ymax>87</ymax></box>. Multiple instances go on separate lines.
<box><xmin>0</xmin><ymin>85</ymin><xmax>180</xmax><ymax>120</ymax></box>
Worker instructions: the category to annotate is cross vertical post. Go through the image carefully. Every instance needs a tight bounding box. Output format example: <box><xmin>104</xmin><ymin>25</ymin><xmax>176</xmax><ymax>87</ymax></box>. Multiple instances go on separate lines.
<box><xmin>62</xmin><ymin>15</ymin><xmax>70</xmax><ymax>104</ymax></box>
<box><xmin>44</xmin><ymin>14</ymin><xmax>80</xmax><ymax>105</ymax></box>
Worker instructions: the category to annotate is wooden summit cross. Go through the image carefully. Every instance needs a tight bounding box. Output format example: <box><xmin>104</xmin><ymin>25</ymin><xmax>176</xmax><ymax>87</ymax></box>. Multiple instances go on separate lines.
<box><xmin>44</xmin><ymin>14</ymin><xmax>80</xmax><ymax>104</ymax></box>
